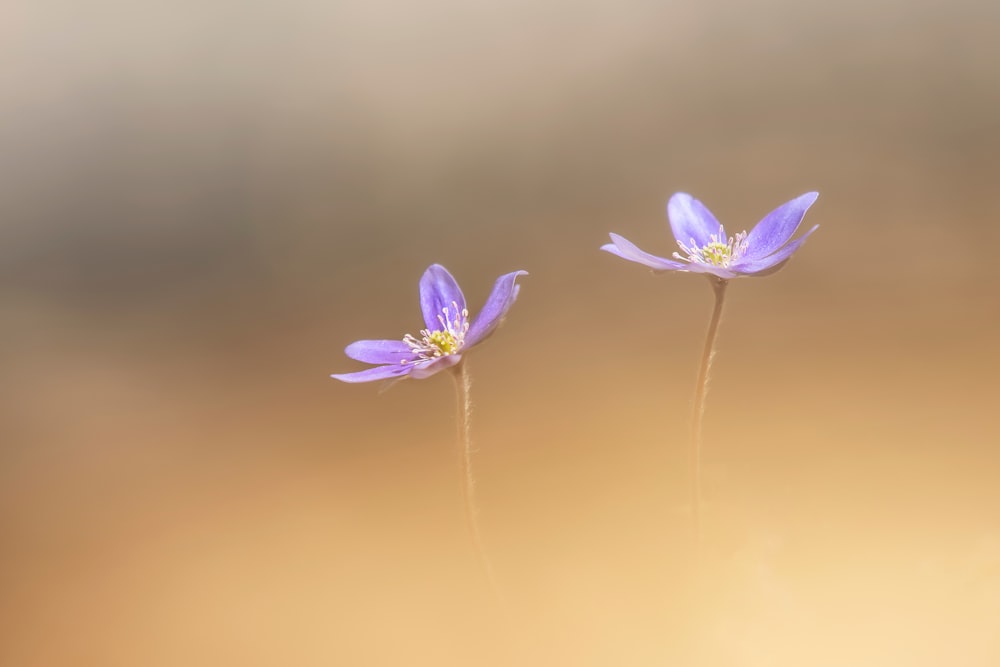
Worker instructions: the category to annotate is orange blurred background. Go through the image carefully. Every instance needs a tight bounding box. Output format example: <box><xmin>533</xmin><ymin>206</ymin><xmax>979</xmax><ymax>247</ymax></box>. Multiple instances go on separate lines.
<box><xmin>3</xmin><ymin>0</ymin><xmax>1000</xmax><ymax>664</ymax></box>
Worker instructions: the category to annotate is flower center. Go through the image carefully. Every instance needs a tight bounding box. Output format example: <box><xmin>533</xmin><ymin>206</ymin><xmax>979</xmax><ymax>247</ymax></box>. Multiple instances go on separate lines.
<box><xmin>402</xmin><ymin>302</ymin><xmax>470</xmax><ymax>363</ymax></box>
<box><xmin>674</xmin><ymin>227</ymin><xmax>749</xmax><ymax>268</ymax></box>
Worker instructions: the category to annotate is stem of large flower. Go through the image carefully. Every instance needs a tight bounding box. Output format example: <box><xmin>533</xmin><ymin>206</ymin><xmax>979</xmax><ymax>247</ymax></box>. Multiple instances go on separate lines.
<box><xmin>450</xmin><ymin>360</ymin><xmax>502</xmax><ymax>602</ymax></box>
<box><xmin>690</xmin><ymin>277</ymin><xmax>729</xmax><ymax>547</ymax></box>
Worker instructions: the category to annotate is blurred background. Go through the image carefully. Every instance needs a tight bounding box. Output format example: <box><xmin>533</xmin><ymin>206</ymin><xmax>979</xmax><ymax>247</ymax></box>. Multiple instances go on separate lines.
<box><xmin>3</xmin><ymin>0</ymin><xmax>1000</xmax><ymax>664</ymax></box>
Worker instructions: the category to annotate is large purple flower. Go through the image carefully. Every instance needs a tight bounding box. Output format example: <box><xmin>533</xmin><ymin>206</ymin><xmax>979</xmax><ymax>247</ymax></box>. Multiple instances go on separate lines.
<box><xmin>602</xmin><ymin>192</ymin><xmax>819</xmax><ymax>279</ymax></box>
<box><xmin>331</xmin><ymin>264</ymin><xmax>527</xmax><ymax>383</ymax></box>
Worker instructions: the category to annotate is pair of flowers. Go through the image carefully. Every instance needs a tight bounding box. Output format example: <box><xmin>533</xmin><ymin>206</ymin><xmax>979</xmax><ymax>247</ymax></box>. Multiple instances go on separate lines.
<box><xmin>332</xmin><ymin>191</ymin><xmax>819</xmax><ymax>381</ymax></box>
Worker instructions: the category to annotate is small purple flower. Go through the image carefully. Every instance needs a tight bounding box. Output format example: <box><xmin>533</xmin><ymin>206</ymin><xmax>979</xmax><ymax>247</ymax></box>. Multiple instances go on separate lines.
<box><xmin>602</xmin><ymin>192</ymin><xmax>819</xmax><ymax>279</ymax></box>
<box><xmin>331</xmin><ymin>264</ymin><xmax>528</xmax><ymax>383</ymax></box>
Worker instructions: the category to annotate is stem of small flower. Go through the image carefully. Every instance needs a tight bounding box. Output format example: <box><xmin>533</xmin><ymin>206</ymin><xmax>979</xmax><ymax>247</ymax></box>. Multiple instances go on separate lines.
<box><xmin>449</xmin><ymin>360</ymin><xmax>502</xmax><ymax>603</ymax></box>
<box><xmin>690</xmin><ymin>277</ymin><xmax>729</xmax><ymax>548</ymax></box>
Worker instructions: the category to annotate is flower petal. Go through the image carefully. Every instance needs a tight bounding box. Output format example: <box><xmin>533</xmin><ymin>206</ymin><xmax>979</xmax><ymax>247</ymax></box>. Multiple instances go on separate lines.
<box><xmin>676</xmin><ymin>262</ymin><xmax>739</xmax><ymax>280</ymax></box>
<box><xmin>344</xmin><ymin>339</ymin><xmax>414</xmax><ymax>365</ymax></box>
<box><xmin>601</xmin><ymin>233</ymin><xmax>687</xmax><ymax>271</ymax></box>
<box><xmin>408</xmin><ymin>354</ymin><xmax>462</xmax><ymax>379</ymax></box>
<box><xmin>667</xmin><ymin>193</ymin><xmax>723</xmax><ymax>248</ymax></box>
<box><xmin>331</xmin><ymin>363</ymin><xmax>412</xmax><ymax>383</ymax></box>
<box><xmin>419</xmin><ymin>264</ymin><xmax>466</xmax><ymax>331</ymax></box>
<box><xmin>731</xmin><ymin>224</ymin><xmax>819</xmax><ymax>275</ymax></box>
<box><xmin>742</xmin><ymin>192</ymin><xmax>819</xmax><ymax>262</ymax></box>
<box><xmin>465</xmin><ymin>270</ymin><xmax>528</xmax><ymax>348</ymax></box>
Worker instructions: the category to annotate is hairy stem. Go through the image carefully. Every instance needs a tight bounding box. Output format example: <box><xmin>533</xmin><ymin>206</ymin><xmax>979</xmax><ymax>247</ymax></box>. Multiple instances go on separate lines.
<box><xmin>450</xmin><ymin>360</ymin><xmax>502</xmax><ymax>602</ymax></box>
<box><xmin>690</xmin><ymin>277</ymin><xmax>729</xmax><ymax>546</ymax></box>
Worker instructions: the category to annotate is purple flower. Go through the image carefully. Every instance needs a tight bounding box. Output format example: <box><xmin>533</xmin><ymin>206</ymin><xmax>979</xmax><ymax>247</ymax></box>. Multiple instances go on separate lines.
<box><xmin>602</xmin><ymin>192</ymin><xmax>819</xmax><ymax>279</ymax></box>
<box><xmin>331</xmin><ymin>264</ymin><xmax>528</xmax><ymax>383</ymax></box>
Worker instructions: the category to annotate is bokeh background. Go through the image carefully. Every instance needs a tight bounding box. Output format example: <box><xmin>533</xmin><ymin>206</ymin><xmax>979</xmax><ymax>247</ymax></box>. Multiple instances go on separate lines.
<box><xmin>3</xmin><ymin>0</ymin><xmax>1000</xmax><ymax>664</ymax></box>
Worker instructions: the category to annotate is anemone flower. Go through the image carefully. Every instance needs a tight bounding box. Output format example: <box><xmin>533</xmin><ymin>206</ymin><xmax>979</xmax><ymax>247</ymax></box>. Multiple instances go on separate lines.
<box><xmin>602</xmin><ymin>192</ymin><xmax>818</xmax><ymax>279</ymax></box>
<box><xmin>602</xmin><ymin>192</ymin><xmax>819</xmax><ymax>544</ymax></box>
<box><xmin>332</xmin><ymin>264</ymin><xmax>526</xmax><ymax>384</ymax></box>
<box><xmin>332</xmin><ymin>263</ymin><xmax>527</xmax><ymax>600</ymax></box>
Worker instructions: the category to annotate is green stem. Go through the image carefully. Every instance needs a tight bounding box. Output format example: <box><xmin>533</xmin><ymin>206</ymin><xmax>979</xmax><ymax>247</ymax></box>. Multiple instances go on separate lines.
<box><xmin>450</xmin><ymin>360</ymin><xmax>502</xmax><ymax>602</ymax></box>
<box><xmin>690</xmin><ymin>277</ymin><xmax>729</xmax><ymax>546</ymax></box>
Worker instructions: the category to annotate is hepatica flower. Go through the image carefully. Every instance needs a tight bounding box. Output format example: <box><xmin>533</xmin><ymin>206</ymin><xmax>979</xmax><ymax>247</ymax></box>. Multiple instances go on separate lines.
<box><xmin>601</xmin><ymin>191</ymin><xmax>820</xmax><ymax>546</ymax></box>
<box><xmin>602</xmin><ymin>192</ymin><xmax>819</xmax><ymax>279</ymax></box>
<box><xmin>332</xmin><ymin>262</ymin><xmax>526</xmax><ymax>600</ymax></box>
<box><xmin>331</xmin><ymin>264</ymin><xmax>527</xmax><ymax>383</ymax></box>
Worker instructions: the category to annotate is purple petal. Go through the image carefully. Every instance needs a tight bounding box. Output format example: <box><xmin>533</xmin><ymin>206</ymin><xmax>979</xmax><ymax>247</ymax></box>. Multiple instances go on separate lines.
<box><xmin>344</xmin><ymin>339</ymin><xmax>414</xmax><ymax>364</ymax></box>
<box><xmin>601</xmin><ymin>233</ymin><xmax>687</xmax><ymax>272</ymax></box>
<box><xmin>732</xmin><ymin>224</ymin><xmax>819</xmax><ymax>275</ymax></box>
<box><xmin>419</xmin><ymin>264</ymin><xmax>466</xmax><ymax>331</ymax></box>
<box><xmin>464</xmin><ymin>270</ymin><xmax>529</xmax><ymax>348</ymax></box>
<box><xmin>408</xmin><ymin>354</ymin><xmax>462</xmax><ymax>380</ymax></box>
<box><xmin>667</xmin><ymin>193</ymin><xmax>723</xmax><ymax>248</ymax></box>
<box><xmin>331</xmin><ymin>363</ymin><xmax>413</xmax><ymax>383</ymax></box>
<box><xmin>742</xmin><ymin>192</ymin><xmax>819</xmax><ymax>262</ymax></box>
<box><xmin>676</xmin><ymin>262</ymin><xmax>739</xmax><ymax>280</ymax></box>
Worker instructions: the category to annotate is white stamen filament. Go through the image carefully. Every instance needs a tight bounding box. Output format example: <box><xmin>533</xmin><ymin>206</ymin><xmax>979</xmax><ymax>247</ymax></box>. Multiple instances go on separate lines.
<box><xmin>673</xmin><ymin>226</ymin><xmax>749</xmax><ymax>268</ymax></box>
<box><xmin>402</xmin><ymin>301</ymin><xmax>470</xmax><ymax>364</ymax></box>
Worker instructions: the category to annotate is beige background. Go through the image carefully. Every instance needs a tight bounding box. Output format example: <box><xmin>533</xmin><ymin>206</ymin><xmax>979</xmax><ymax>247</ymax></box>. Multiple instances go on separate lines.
<box><xmin>3</xmin><ymin>0</ymin><xmax>1000</xmax><ymax>664</ymax></box>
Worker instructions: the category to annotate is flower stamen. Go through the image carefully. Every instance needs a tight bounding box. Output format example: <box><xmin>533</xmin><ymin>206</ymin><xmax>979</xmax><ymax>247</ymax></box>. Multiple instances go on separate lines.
<box><xmin>673</xmin><ymin>226</ymin><xmax>749</xmax><ymax>268</ymax></box>
<box><xmin>402</xmin><ymin>301</ymin><xmax>470</xmax><ymax>364</ymax></box>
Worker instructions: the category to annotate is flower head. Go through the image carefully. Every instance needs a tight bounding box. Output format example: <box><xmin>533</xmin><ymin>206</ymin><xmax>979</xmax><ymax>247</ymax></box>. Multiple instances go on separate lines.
<box><xmin>602</xmin><ymin>192</ymin><xmax>819</xmax><ymax>279</ymax></box>
<box><xmin>331</xmin><ymin>264</ymin><xmax>528</xmax><ymax>383</ymax></box>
